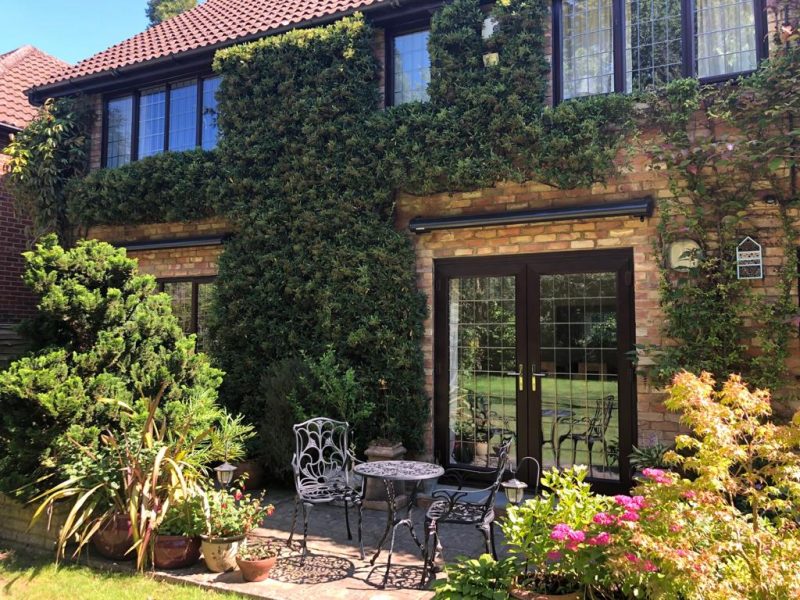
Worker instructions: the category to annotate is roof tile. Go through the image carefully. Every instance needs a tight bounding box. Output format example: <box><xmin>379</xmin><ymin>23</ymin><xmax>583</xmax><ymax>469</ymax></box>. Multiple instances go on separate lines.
<box><xmin>0</xmin><ymin>46</ymin><xmax>70</xmax><ymax>130</ymax></box>
<box><xmin>34</xmin><ymin>0</ymin><xmax>385</xmax><ymax>91</ymax></box>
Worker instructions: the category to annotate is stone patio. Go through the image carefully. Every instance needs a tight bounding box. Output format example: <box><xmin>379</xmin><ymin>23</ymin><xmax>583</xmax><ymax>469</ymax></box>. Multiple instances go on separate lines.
<box><xmin>115</xmin><ymin>485</ymin><xmax>512</xmax><ymax>599</ymax></box>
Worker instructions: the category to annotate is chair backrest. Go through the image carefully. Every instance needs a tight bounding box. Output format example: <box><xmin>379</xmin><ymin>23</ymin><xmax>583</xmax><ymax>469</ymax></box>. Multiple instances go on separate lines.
<box><xmin>588</xmin><ymin>395</ymin><xmax>616</xmax><ymax>437</ymax></box>
<box><xmin>480</xmin><ymin>437</ymin><xmax>514</xmax><ymax>514</ymax></box>
<box><xmin>291</xmin><ymin>417</ymin><xmax>352</xmax><ymax>490</ymax></box>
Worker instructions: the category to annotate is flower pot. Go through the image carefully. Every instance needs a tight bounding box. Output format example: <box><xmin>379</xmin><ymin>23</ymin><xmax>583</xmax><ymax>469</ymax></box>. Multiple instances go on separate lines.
<box><xmin>233</xmin><ymin>460</ymin><xmax>265</xmax><ymax>491</ymax></box>
<box><xmin>452</xmin><ymin>441</ymin><xmax>475</xmax><ymax>464</ymax></box>
<box><xmin>92</xmin><ymin>513</ymin><xmax>134</xmax><ymax>561</ymax></box>
<box><xmin>475</xmin><ymin>441</ymin><xmax>489</xmax><ymax>457</ymax></box>
<box><xmin>509</xmin><ymin>587</ymin><xmax>583</xmax><ymax>600</ymax></box>
<box><xmin>201</xmin><ymin>534</ymin><xmax>245</xmax><ymax>572</ymax></box>
<box><xmin>363</xmin><ymin>441</ymin><xmax>407</xmax><ymax>511</ymax></box>
<box><xmin>236</xmin><ymin>555</ymin><xmax>277</xmax><ymax>582</ymax></box>
<box><xmin>153</xmin><ymin>535</ymin><xmax>201</xmax><ymax>569</ymax></box>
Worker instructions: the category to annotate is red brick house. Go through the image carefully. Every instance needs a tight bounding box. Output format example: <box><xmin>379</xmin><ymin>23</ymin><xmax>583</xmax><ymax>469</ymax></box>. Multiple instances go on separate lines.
<box><xmin>0</xmin><ymin>45</ymin><xmax>69</xmax><ymax>363</ymax></box>
<box><xmin>25</xmin><ymin>0</ymin><xmax>796</xmax><ymax>492</ymax></box>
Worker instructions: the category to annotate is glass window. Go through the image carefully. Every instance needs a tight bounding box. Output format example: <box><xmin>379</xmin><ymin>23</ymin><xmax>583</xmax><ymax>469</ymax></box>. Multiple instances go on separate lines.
<box><xmin>562</xmin><ymin>0</ymin><xmax>614</xmax><ymax>99</ymax></box>
<box><xmin>159</xmin><ymin>279</ymin><xmax>215</xmax><ymax>349</ymax></box>
<box><xmin>105</xmin><ymin>96</ymin><xmax>133</xmax><ymax>168</ymax></box>
<box><xmin>162</xmin><ymin>281</ymin><xmax>193</xmax><ymax>334</ymax></box>
<box><xmin>392</xmin><ymin>29</ymin><xmax>431</xmax><ymax>105</ymax></box>
<box><xmin>196</xmin><ymin>281</ymin><xmax>214</xmax><ymax>350</ymax></box>
<box><xmin>201</xmin><ymin>76</ymin><xmax>221</xmax><ymax>150</ymax></box>
<box><xmin>169</xmin><ymin>80</ymin><xmax>198</xmax><ymax>152</ymax></box>
<box><xmin>695</xmin><ymin>0</ymin><xmax>757</xmax><ymax>78</ymax></box>
<box><xmin>627</xmin><ymin>0</ymin><xmax>683</xmax><ymax>91</ymax></box>
<box><xmin>138</xmin><ymin>88</ymin><xmax>166</xmax><ymax>158</ymax></box>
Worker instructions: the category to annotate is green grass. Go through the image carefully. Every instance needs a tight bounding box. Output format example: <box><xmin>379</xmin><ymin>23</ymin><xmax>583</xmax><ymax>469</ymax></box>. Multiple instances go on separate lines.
<box><xmin>0</xmin><ymin>549</ymin><xmax>244</xmax><ymax>600</ymax></box>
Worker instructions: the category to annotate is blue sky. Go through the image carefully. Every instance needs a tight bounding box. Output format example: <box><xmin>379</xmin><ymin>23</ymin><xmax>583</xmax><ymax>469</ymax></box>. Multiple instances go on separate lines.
<box><xmin>1</xmin><ymin>1</ymin><xmax>149</xmax><ymax>64</ymax></box>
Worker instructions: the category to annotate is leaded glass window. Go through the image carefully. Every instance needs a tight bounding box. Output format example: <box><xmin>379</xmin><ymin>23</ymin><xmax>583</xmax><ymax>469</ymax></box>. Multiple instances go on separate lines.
<box><xmin>138</xmin><ymin>87</ymin><xmax>166</xmax><ymax>158</ymax></box>
<box><xmin>392</xmin><ymin>29</ymin><xmax>431</xmax><ymax>105</ymax></box>
<box><xmin>169</xmin><ymin>80</ymin><xmax>198</xmax><ymax>152</ymax></box>
<box><xmin>105</xmin><ymin>96</ymin><xmax>133</xmax><ymax>168</ymax></box>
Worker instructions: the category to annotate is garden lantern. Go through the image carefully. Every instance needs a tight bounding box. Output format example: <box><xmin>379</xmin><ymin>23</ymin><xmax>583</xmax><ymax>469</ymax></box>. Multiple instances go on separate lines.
<box><xmin>501</xmin><ymin>477</ymin><xmax>528</xmax><ymax>505</ymax></box>
<box><xmin>215</xmin><ymin>461</ymin><xmax>237</xmax><ymax>486</ymax></box>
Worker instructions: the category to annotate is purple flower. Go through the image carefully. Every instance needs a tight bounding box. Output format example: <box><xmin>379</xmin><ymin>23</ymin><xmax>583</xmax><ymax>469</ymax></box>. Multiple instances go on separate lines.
<box><xmin>593</xmin><ymin>512</ymin><xmax>616</xmax><ymax>526</ymax></box>
<box><xmin>546</xmin><ymin>551</ymin><xmax>563</xmax><ymax>562</ymax></box>
<box><xmin>567</xmin><ymin>529</ymin><xmax>586</xmax><ymax>543</ymax></box>
<box><xmin>550</xmin><ymin>523</ymin><xmax>572</xmax><ymax>541</ymax></box>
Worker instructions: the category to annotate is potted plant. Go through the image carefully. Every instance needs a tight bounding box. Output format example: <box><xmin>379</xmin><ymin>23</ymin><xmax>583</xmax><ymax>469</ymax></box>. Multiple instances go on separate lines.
<box><xmin>153</xmin><ymin>494</ymin><xmax>205</xmax><ymax>569</ymax></box>
<box><xmin>201</xmin><ymin>487</ymin><xmax>274</xmax><ymax>573</ymax></box>
<box><xmin>236</xmin><ymin>542</ymin><xmax>280</xmax><ymax>582</ymax></box>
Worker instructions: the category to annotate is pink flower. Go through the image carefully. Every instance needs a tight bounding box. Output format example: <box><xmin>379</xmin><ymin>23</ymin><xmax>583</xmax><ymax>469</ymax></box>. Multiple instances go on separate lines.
<box><xmin>625</xmin><ymin>553</ymin><xmax>639</xmax><ymax>563</ymax></box>
<box><xmin>550</xmin><ymin>523</ymin><xmax>572</xmax><ymax>541</ymax></box>
<box><xmin>593</xmin><ymin>512</ymin><xmax>616</xmax><ymax>526</ymax></box>
<box><xmin>643</xmin><ymin>468</ymin><xmax>672</xmax><ymax>485</ymax></box>
<box><xmin>669</xmin><ymin>523</ymin><xmax>683</xmax><ymax>533</ymax></box>
<box><xmin>642</xmin><ymin>560</ymin><xmax>659</xmax><ymax>573</ymax></box>
<box><xmin>681</xmin><ymin>490</ymin><xmax>697</xmax><ymax>501</ymax></box>
<box><xmin>234</xmin><ymin>489</ymin><xmax>243</xmax><ymax>501</ymax></box>
<box><xmin>620</xmin><ymin>511</ymin><xmax>640</xmax><ymax>522</ymax></box>
<box><xmin>588</xmin><ymin>532</ymin><xmax>611</xmax><ymax>546</ymax></box>
<box><xmin>546</xmin><ymin>551</ymin><xmax>563</xmax><ymax>562</ymax></box>
<box><xmin>565</xmin><ymin>540</ymin><xmax>580</xmax><ymax>551</ymax></box>
<box><xmin>567</xmin><ymin>529</ymin><xmax>586</xmax><ymax>543</ymax></box>
<box><xmin>676</xmin><ymin>549</ymin><xmax>689</xmax><ymax>558</ymax></box>
<box><xmin>614</xmin><ymin>495</ymin><xmax>646</xmax><ymax>511</ymax></box>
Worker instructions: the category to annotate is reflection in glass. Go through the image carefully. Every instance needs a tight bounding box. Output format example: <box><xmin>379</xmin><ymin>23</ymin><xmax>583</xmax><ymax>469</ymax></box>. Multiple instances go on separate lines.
<box><xmin>163</xmin><ymin>281</ymin><xmax>192</xmax><ymax>333</ymax></box>
<box><xmin>393</xmin><ymin>29</ymin><xmax>431</xmax><ymax>105</ymax></box>
<box><xmin>169</xmin><ymin>80</ymin><xmax>198</xmax><ymax>152</ymax></box>
<box><xmin>695</xmin><ymin>0</ymin><xmax>756</xmax><ymax>78</ymax></box>
<box><xmin>562</xmin><ymin>0</ymin><xmax>614</xmax><ymax>99</ymax></box>
<box><xmin>539</xmin><ymin>272</ymin><xmax>620</xmax><ymax>480</ymax></box>
<box><xmin>448</xmin><ymin>276</ymin><xmax>517</xmax><ymax>468</ymax></box>
<box><xmin>138</xmin><ymin>88</ymin><xmax>166</xmax><ymax>158</ymax></box>
<box><xmin>106</xmin><ymin>96</ymin><xmax>133</xmax><ymax>167</ymax></box>
<box><xmin>202</xmin><ymin>76</ymin><xmax>221</xmax><ymax>150</ymax></box>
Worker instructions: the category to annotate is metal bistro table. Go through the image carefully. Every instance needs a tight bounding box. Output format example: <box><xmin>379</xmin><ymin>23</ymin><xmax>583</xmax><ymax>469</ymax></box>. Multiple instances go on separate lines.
<box><xmin>354</xmin><ymin>460</ymin><xmax>444</xmax><ymax>589</ymax></box>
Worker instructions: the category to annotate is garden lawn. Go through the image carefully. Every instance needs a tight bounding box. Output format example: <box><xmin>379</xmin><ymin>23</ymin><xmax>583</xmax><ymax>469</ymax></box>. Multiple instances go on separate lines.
<box><xmin>0</xmin><ymin>549</ymin><xmax>244</xmax><ymax>599</ymax></box>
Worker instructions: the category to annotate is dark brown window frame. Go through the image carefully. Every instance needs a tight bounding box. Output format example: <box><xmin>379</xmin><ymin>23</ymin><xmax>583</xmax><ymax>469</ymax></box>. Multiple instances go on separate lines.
<box><xmin>101</xmin><ymin>73</ymin><xmax>220</xmax><ymax>168</ymax></box>
<box><xmin>551</xmin><ymin>0</ymin><xmax>769</xmax><ymax>103</ymax></box>
<box><xmin>156</xmin><ymin>275</ymin><xmax>216</xmax><ymax>339</ymax></box>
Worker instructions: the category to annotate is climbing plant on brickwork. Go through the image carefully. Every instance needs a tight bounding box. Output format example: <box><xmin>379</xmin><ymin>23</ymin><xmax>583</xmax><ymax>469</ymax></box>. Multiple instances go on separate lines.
<box><xmin>640</xmin><ymin>19</ymin><xmax>800</xmax><ymax>407</ymax></box>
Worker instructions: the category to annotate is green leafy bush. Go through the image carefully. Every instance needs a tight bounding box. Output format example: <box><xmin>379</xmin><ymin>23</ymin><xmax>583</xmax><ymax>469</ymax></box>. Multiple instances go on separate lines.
<box><xmin>0</xmin><ymin>236</ymin><xmax>228</xmax><ymax>500</ymax></box>
<box><xmin>433</xmin><ymin>553</ymin><xmax>516</xmax><ymax>599</ymax></box>
<box><xmin>158</xmin><ymin>494</ymin><xmax>206</xmax><ymax>537</ymax></box>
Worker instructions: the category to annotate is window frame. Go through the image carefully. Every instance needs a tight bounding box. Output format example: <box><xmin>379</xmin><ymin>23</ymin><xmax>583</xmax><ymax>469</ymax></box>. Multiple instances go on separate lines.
<box><xmin>101</xmin><ymin>73</ymin><xmax>220</xmax><ymax>167</ymax></box>
<box><xmin>384</xmin><ymin>17</ymin><xmax>433</xmax><ymax>107</ymax></box>
<box><xmin>551</xmin><ymin>0</ymin><xmax>769</xmax><ymax>103</ymax></box>
<box><xmin>156</xmin><ymin>275</ymin><xmax>216</xmax><ymax>340</ymax></box>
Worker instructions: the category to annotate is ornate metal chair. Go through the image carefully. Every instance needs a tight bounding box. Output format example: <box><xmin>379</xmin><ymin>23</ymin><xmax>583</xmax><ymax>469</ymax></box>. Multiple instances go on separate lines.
<box><xmin>420</xmin><ymin>437</ymin><xmax>516</xmax><ymax>587</ymax></box>
<box><xmin>288</xmin><ymin>417</ymin><xmax>364</xmax><ymax>561</ymax></box>
<box><xmin>556</xmin><ymin>395</ymin><xmax>616</xmax><ymax>474</ymax></box>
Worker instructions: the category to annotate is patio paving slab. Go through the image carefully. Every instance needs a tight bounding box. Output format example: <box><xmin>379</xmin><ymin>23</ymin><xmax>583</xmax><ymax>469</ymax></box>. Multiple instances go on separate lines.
<box><xmin>128</xmin><ymin>485</ymin><xmax>511</xmax><ymax>599</ymax></box>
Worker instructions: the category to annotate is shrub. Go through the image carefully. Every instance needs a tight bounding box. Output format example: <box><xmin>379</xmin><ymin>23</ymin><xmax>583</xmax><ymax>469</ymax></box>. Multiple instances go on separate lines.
<box><xmin>0</xmin><ymin>236</ymin><xmax>227</xmax><ymax>500</ymax></box>
<box><xmin>432</xmin><ymin>553</ymin><xmax>516</xmax><ymax>600</ymax></box>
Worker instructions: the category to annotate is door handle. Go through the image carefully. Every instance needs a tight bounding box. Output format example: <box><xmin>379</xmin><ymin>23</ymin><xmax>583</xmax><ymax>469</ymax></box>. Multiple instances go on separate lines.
<box><xmin>505</xmin><ymin>364</ymin><xmax>525</xmax><ymax>392</ymax></box>
<box><xmin>531</xmin><ymin>364</ymin><xmax>548</xmax><ymax>392</ymax></box>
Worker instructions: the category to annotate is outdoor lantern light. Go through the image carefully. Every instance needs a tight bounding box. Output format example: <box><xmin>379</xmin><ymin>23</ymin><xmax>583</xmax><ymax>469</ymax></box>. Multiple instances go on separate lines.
<box><xmin>215</xmin><ymin>461</ymin><xmax>237</xmax><ymax>486</ymax></box>
<box><xmin>501</xmin><ymin>477</ymin><xmax>528</xmax><ymax>505</ymax></box>
<box><xmin>501</xmin><ymin>456</ymin><xmax>540</xmax><ymax>505</ymax></box>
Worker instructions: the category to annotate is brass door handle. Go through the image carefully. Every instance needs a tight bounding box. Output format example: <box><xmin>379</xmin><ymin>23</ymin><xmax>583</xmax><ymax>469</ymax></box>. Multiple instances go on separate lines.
<box><xmin>531</xmin><ymin>365</ymin><xmax>548</xmax><ymax>392</ymax></box>
<box><xmin>505</xmin><ymin>364</ymin><xmax>525</xmax><ymax>392</ymax></box>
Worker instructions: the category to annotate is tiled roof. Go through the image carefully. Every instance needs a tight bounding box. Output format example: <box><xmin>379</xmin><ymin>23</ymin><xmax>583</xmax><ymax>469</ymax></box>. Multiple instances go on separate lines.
<box><xmin>34</xmin><ymin>0</ymin><xmax>386</xmax><ymax>91</ymax></box>
<box><xmin>0</xmin><ymin>46</ymin><xmax>69</xmax><ymax>130</ymax></box>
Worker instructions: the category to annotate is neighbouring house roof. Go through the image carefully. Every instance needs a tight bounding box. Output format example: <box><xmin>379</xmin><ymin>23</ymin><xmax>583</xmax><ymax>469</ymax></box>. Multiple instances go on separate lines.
<box><xmin>30</xmin><ymin>0</ymin><xmax>391</xmax><ymax>99</ymax></box>
<box><xmin>0</xmin><ymin>46</ymin><xmax>69</xmax><ymax>131</ymax></box>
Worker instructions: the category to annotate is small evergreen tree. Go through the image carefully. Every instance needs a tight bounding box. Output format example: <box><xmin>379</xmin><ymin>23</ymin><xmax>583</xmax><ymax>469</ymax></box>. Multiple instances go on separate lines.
<box><xmin>146</xmin><ymin>0</ymin><xmax>196</xmax><ymax>26</ymax></box>
<box><xmin>0</xmin><ymin>236</ymin><xmax>226</xmax><ymax>499</ymax></box>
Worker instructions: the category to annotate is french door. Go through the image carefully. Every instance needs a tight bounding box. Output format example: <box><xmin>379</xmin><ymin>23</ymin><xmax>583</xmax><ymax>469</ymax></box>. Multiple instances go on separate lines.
<box><xmin>433</xmin><ymin>249</ymin><xmax>636</xmax><ymax>492</ymax></box>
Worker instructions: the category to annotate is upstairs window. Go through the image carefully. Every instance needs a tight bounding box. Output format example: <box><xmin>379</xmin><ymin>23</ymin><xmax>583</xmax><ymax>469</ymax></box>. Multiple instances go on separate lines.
<box><xmin>103</xmin><ymin>75</ymin><xmax>221</xmax><ymax>167</ymax></box>
<box><xmin>388</xmin><ymin>27</ymin><xmax>431</xmax><ymax>105</ymax></box>
<box><xmin>554</xmin><ymin>0</ymin><xmax>765</xmax><ymax>101</ymax></box>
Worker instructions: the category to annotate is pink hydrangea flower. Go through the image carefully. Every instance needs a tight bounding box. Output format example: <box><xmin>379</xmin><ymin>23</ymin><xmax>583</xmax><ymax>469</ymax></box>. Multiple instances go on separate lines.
<box><xmin>625</xmin><ymin>553</ymin><xmax>639</xmax><ymax>563</ymax></box>
<box><xmin>567</xmin><ymin>529</ymin><xmax>586</xmax><ymax>543</ymax></box>
<box><xmin>642</xmin><ymin>468</ymin><xmax>672</xmax><ymax>484</ymax></box>
<box><xmin>588</xmin><ymin>532</ymin><xmax>611</xmax><ymax>546</ymax></box>
<box><xmin>642</xmin><ymin>560</ymin><xmax>659</xmax><ymax>573</ymax></box>
<box><xmin>681</xmin><ymin>490</ymin><xmax>697</xmax><ymax>501</ymax></box>
<box><xmin>676</xmin><ymin>549</ymin><xmax>689</xmax><ymax>558</ymax></box>
<box><xmin>550</xmin><ymin>523</ymin><xmax>572</xmax><ymax>541</ymax></box>
<box><xmin>565</xmin><ymin>540</ymin><xmax>580</xmax><ymax>551</ymax></box>
<box><xmin>593</xmin><ymin>512</ymin><xmax>616</xmax><ymax>526</ymax></box>
<box><xmin>619</xmin><ymin>511</ymin><xmax>640</xmax><ymax>522</ymax></box>
<box><xmin>669</xmin><ymin>523</ymin><xmax>683</xmax><ymax>533</ymax></box>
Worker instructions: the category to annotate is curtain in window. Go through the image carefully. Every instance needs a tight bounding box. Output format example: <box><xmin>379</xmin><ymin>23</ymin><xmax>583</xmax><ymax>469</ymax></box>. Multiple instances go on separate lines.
<box><xmin>169</xmin><ymin>80</ymin><xmax>198</xmax><ymax>152</ymax></box>
<box><xmin>393</xmin><ymin>30</ymin><xmax>431</xmax><ymax>105</ymax></box>
<box><xmin>138</xmin><ymin>88</ymin><xmax>166</xmax><ymax>157</ymax></box>
<box><xmin>106</xmin><ymin>96</ymin><xmax>133</xmax><ymax>167</ymax></box>
<box><xmin>562</xmin><ymin>0</ymin><xmax>614</xmax><ymax>99</ymax></box>
<box><xmin>695</xmin><ymin>0</ymin><xmax>756</xmax><ymax>77</ymax></box>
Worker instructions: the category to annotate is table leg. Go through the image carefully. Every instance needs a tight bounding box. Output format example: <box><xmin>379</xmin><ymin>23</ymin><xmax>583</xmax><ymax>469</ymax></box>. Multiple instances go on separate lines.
<box><xmin>370</xmin><ymin>479</ymin><xmax>397</xmax><ymax>566</ymax></box>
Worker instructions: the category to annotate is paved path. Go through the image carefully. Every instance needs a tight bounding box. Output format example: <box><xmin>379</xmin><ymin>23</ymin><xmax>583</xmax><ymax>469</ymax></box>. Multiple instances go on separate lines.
<box><xmin>141</xmin><ymin>486</ymin><xmax>510</xmax><ymax>599</ymax></box>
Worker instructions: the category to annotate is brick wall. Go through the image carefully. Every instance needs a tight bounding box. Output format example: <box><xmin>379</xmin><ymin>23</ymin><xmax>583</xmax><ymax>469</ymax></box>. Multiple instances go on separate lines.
<box><xmin>0</xmin><ymin>139</ymin><xmax>37</xmax><ymax>324</ymax></box>
<box><xmin>88</xmin><ymin>217</ymin><xmax>230</xmax><ymax>279</ymax></box>
<box><xmin>0</xmin><ymin>493</ymin><xmax>66</xmax><ymax>552</ymax></box>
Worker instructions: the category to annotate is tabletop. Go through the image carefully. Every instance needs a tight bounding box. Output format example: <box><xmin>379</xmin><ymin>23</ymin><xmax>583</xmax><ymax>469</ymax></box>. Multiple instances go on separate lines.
<box><xmin>354</xmin><ymin>460</ymin><xmax>445</xmax><ymax>482</ymax></box>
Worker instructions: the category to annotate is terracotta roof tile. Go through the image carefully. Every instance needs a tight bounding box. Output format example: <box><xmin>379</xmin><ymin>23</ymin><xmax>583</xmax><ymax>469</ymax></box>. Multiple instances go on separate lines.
<box><xmin>0</xmin><ymin>46</ymin><xmax>70</xmax><ymax>130</ymax></box>
<box><xmin>34</xmin><ymin>0</ymin><xmax>386</xmax><ymax>91</ymax></box>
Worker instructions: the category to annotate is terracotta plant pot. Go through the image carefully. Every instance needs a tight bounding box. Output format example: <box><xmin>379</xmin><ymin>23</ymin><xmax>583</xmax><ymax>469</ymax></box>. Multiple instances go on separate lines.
<box><xmin>509</xmin><ymin>587</ymin><xmax>583</xmax><ymax>600</ymax></box>
<box><xmin>236</xmin><ymin>555</ymin><xmax>277</xmax><ymax>582</ymax></box>
<box><xmin>92</xmin><ymin>513</ymin><xmax>134</xmax><ymax>561</ymax></box>
<box><xmin>201</xmin><ymin>534</ymin><xmax>245</xmax><ymax>572</ymax></box>
<box><xmin>153</xmin><ymin>535</ymin><xmax>201</xmax><ymax>569</ymax></box>
<box><xmin>233</xmin><ymin>459</ymin><xmax>265</xmax><ymax>491</ymax></box>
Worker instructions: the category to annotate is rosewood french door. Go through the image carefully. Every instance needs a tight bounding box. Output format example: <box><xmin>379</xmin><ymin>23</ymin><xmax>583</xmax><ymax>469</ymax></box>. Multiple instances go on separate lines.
<box><xmin>433</xmin><ymin>249</ymin><xmax>636</xmax><ymax>492</ymax></box>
